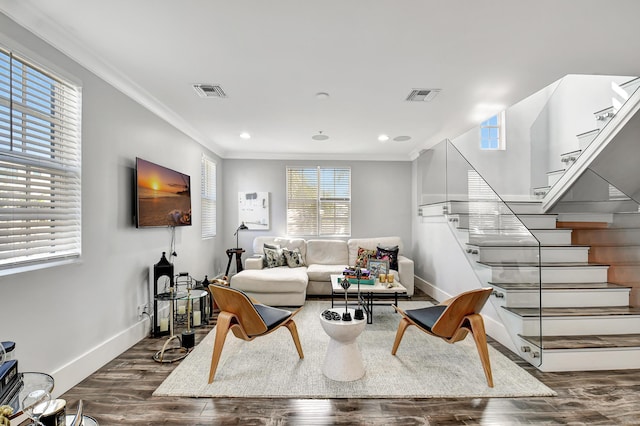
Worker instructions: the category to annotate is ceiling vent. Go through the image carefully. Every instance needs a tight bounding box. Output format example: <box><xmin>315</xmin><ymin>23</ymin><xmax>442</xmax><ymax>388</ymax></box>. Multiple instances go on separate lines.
<box><xmin>193</xmin><ymin>84</ymin><xmax>227</xmax><ymax>98</ymax></box>
<box><xmin>406</xmin><ymin>88</ymin><xmax>441</xmax><ymax>102</ymax></box>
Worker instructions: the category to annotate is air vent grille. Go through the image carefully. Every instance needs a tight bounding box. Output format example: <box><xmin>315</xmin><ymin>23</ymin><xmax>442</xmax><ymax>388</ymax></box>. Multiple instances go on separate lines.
<box><xmin>193</xmin><ymin>84</ymin><xmax>227</xmax><ymax>98</ymax></box>
<box><xmin>406</xmin><ymin>88</ymin><xmax>441</xmax><ymax>102</ymax></box>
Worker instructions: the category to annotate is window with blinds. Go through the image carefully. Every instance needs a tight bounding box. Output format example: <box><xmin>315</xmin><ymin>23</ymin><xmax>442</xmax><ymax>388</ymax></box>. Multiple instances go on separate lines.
<box><xmin>201</xmin><ymin>155</ymin><xmax>216</xmax><ymax>239</ymax></box>
<box><xmin>0</xmin><ymin>47</ymin><xmax>82</xmax><ymax>272</ymax></box>
<box><xmin>286</xmin><ymin>166</ymin><xmax>350</xmax><ymax>237</ymax></box>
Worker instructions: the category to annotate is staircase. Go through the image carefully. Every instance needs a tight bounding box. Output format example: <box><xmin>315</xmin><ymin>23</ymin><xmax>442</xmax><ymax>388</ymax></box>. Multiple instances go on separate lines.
<box><xmin>533</xmin><ymin>77</ymin><xmax>640</xmax><ymax>199</ymax></box>
<box><xmin>446</xmin><ymin>200</ymin><xmax>640</xmax><ymax>372</ymax></box>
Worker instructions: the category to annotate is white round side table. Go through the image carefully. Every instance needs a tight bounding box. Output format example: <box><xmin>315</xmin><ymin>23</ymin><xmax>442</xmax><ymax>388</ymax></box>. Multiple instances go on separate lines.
<box><xmin>319</xmin><ymin>308</ymin><xmax>367</xmax><ymax>381</ymax></box>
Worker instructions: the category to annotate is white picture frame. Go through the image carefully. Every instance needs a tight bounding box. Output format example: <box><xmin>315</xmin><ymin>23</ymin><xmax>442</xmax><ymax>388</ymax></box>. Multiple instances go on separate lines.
<box><xmin>366</xmin><ymin>258</ymin><xmax>389</xmax><ymax>278</ymax></box>
<box><xmin>238</xmin><ymin>191</ymin><xmax>270</xmax><ymax>230</ymax></box>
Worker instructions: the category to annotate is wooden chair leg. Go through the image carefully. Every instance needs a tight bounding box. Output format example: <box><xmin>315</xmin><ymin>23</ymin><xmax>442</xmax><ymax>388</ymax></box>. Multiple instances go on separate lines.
<box><xmin>391</xmin><ymin>317</ymin><xmax>411</xmax><ymax>355</ymax></box>
<box><xmin>208</xmin><ymin>311</ymin><xmax>232</xmax><ymax>383</ymax></box>
<box><xmin>284</xmin><ymin>320</ymin><xmax>304</xmax><ymax>359</ymax></box>
<box><xmin>467</xmin><ymin>314</ymin><xmax>493</xmax><ymax>387</ymax></box>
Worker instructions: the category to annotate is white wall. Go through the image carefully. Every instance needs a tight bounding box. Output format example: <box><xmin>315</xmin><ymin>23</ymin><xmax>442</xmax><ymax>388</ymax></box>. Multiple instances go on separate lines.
<box><xmin>223</xmin><ymin>159</ymin><xmax>413</xmax><ymax>257</ymax></box>
<box><xmin>451</xmin><ymin>82</ymin><xmax>557</xmax><ymax>199</ymax></box>
<box><xmin>538</xmin><ymin>74</ymin><xmax>631</xmax><ymax>186</ymax></box>
<box><xmin>0</xmin><ymin>14</ymin><xmax>224</xmax><ymax>395</ymax></box>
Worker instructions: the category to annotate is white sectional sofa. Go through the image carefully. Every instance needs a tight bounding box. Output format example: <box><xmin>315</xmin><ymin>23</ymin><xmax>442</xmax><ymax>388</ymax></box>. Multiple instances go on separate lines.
<box><xmin>230</xmin><ymin>236</ymin><xmax>414</xmax><ymax>306</ymax></box>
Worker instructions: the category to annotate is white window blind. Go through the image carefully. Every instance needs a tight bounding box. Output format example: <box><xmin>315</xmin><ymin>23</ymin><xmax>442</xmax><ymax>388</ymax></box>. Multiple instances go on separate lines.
<box><xmin>0</xmin><ymin>47</ymin><xmax>82</xmax><ymax>272</ymax></box>
<box><xmin>201</xmin><ymin>155</ymin><xmax>216</xmax><ymax>239</ymax></box>
<box><xmin>286</xmin><ymin>166</ymin><xmax>350</xmax><ymax>237</ymax></box>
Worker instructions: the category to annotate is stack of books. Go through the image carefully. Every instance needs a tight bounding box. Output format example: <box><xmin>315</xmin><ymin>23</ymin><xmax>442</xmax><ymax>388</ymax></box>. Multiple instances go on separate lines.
<box><xmin>0</xmin><ymin>359</ymin><xmax>22</xmax><ymax>407</ymax></box>
<box><xmin>342</xmin><ymin>267</ymin><xmax>375</xmax><ymax>285</ymax></box>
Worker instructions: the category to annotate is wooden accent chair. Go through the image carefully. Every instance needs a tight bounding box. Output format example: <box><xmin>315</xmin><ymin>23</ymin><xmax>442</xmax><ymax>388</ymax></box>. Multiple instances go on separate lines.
<box><xmin>391</xmin><ymin>287</ymin><xmax>494</xmax><ymax>387</ymax></box>
<box><xmin>207</xmin><ymin>284</ymin><xmax>304</xmax><ymax>383</ymax></box>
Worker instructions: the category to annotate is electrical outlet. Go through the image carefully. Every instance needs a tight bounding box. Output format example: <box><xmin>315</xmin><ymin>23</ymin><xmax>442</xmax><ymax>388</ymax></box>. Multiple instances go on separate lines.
<box><xmin>137</xmin><ymin>303</ymin><xmax>149</xmax><ymax>319</ymax></box>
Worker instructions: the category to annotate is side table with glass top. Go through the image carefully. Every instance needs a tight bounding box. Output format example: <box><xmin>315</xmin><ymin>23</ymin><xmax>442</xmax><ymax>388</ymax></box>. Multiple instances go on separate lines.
<box><xmin>153</xmin><ymin>288</ymin><xmax>208</xmax><ymax>363</ymax></box>
<box><xmin>7</xmin><ymin>371</ymin><xmax>54</xmax><ymax>421</ymax></box>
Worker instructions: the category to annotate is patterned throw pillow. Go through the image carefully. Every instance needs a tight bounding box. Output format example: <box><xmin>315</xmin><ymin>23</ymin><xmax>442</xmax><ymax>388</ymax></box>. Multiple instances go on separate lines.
<box><xmin>376</xmin><ymin>245</ymin><xmax>399</xmax><ymax>271</ymax></box>
<box><xmin>355</xmin><ymin>247</ymin><xmax>376</xmax><ymax>268</ymax></box>
<box><xmin>283</xmin><ymin>248</ymin><xmax>305</xmax><ymax>268</ymax></box>
<box><xmin>264</xmin><ymin>246</ymin><xmax>286</xmax><ymax>268</ymax></box>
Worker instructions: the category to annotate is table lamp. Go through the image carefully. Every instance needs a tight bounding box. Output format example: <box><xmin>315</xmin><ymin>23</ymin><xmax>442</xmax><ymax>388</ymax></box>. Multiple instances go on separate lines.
<box><xmin>234</xmin><ymin>222</ymin><xmax>248</xmax><ymax>249</ymax></box>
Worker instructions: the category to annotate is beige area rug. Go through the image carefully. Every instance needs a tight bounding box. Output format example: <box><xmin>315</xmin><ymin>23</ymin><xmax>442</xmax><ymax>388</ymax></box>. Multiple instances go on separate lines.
<box><xmin>153</xmin><ymin>301</ymin><xmax>555</xmax><ymax>398</ymax></box>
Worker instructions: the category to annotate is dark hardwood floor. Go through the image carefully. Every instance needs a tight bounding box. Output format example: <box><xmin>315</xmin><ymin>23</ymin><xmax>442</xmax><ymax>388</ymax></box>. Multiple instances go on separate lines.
<box><xmin>45</xmin><ymin>289</ymin><xmax>640</xmax><ymax>425</ymax></box>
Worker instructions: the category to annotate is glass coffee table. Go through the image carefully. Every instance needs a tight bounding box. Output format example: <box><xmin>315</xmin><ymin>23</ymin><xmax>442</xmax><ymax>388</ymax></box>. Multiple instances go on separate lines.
<box><xmin>330</xmin><ymin>274</ymin><xmax>407</xmax><ymax>324</ymax></box>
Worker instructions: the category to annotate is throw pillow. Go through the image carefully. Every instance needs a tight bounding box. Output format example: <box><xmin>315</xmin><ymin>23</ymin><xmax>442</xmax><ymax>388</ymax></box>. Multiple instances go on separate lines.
<box><xmin>355</xmin><ymin>247</ymin><xmax>376</xmax><ymax>268</ymax></box>
<box><xmin>264</xmin><ymin>246</ymin><xmax>286</xmax><ymax>268</ymax></box>
<box><xmin>376</xmin><ymin>245</ymin><xmax>399</xmax><ymax>271</ymax></box>
<box><xmin>263</xmin><ymin>243</ymin><xmax>281</xmax><ymax>267</ymax></box>
<box><xmin>283</xmin><ymin>248</ymin><xmax>305</xmax><ymax>268</ymax></box>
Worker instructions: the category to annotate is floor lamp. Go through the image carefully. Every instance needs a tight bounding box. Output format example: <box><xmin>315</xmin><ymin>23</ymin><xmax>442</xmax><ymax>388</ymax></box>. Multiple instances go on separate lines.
<box><xmin>234</xmin><ymin>222</ymin><xmax>248</xmax><ymax>249</ymax></box>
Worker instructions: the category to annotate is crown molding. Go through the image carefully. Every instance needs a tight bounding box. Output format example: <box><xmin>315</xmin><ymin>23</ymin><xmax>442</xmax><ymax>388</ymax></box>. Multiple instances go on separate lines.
<box><xmin>0</xmin><ymin>2</ymin><xmax>226</xmax><ymax>158</ymax></box>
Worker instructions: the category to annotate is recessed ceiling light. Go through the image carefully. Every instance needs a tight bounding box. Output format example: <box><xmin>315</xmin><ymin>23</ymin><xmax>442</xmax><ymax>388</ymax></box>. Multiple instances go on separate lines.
<box><xmin>315</xmin><ymin>92</ymin><xmax>330</xmax><ymax>99</ymax></box>
<box><xmin>312</xmin><ymin>131</ymin><xmax>329</xmax><ymax>141</ymax></box>
<box><xmin>378</xmin><ymin>134</ymin><xmax>390</xmax><ymax>142</ymax></box>
<box><xmin>240</xmin><ymin>132</ymin><xmax>251</xmax><ymax>140</ymax></box>
<box><xmin>393</xmin><ymin>136</ymin><xmax>411</xmax><ymax>142</ymax></box>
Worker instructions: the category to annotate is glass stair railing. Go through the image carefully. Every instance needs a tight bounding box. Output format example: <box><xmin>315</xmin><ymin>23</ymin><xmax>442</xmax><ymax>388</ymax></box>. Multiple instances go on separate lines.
<box><xmin>418</xmin><ymin>140</ymin><xmax>543</xmax><ymax>367</ymax></box>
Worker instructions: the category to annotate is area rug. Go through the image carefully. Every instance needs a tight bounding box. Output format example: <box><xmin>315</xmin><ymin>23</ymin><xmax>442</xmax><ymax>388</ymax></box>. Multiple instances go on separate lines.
<box><xmin>153</xmin><ymin>301</ymin><xmax>555</xmax><ymax>398</ymax></box>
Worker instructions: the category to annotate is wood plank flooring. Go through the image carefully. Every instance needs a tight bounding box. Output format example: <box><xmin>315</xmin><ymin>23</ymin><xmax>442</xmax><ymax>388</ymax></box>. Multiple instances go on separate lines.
<box><xmin>43</xmin><ymin>290</ymin><xmax>640</xmax><ymax>425</ymax></box>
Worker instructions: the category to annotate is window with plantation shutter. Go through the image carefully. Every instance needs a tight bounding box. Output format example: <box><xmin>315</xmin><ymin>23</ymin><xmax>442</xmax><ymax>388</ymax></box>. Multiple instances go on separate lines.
<box><xmin>286</xmin><ymin>166</ymin><xmax>350</xmax><ymax>237</ymax></box>
<box><xmin>0</xmin><ymin>46</ymin><xmax>82</xmax><ymax>273</ymax></box>
<box><xmin>201</xmin><ymin>155</ymin><xmax>216</xmax><ymax>239</ymax></box>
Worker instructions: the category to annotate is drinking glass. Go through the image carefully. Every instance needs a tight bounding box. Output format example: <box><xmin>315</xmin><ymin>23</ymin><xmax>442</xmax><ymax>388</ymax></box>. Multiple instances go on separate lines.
<box><xmin>21</xmin><ymin>389</ymin><xmax>51</xmax><ymax>426</ymax></box>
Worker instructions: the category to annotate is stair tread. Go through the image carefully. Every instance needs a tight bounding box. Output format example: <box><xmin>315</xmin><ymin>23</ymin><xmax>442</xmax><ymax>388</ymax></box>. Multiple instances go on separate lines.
<box><xmin>519</xmin><ymin>333</ymin><xmax>640</xmax><ymax>350</ymax></box>
<box><xmin>504</xmin><ymin>306</ymin><xmax>640</xmax><ymax>317</ymax></box>
<box><xmin>489</xmin><ymin>282</ymin><xmax>631</xmax><ymax>291</ymax></box>
<box><xmin>468</xmin><ymin>242</ymin><xmax>588</xmax><ymax>248</ymax></box>
<box><xmin>479</xmin><ymin>261</ymin><xmax>608</xmax><ymax>267</ymax></box>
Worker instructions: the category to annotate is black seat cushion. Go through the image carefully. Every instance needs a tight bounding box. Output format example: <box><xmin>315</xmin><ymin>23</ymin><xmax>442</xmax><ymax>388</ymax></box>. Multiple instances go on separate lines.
<box><xmin>405</xmin><ymin>305</ymin><xmax>447</xmax><ymax>334</ymax></box>
<box><xmin>254</xmin><ymin>304</ymin><xmax>292</xmax><ymax>332</ymax></box>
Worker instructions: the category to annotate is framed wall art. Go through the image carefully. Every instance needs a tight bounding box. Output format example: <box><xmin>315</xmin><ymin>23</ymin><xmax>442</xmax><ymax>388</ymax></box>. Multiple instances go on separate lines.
<box><xmin>238</xmin><ymin>191</ymin><xmax>270</xmax><ymax>230</ymax></box>
<box><xmin>367</xmin><ymin>258</ymin><xmax>389</xmax><ymax>278</ymax></box>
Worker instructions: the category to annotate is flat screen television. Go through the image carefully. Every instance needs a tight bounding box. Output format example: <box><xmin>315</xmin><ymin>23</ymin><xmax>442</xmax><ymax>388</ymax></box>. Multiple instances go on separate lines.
<box><xmin>135</xmin><ymin>157</ymin><xmax>192</xmax><ymax>227</ymax></box>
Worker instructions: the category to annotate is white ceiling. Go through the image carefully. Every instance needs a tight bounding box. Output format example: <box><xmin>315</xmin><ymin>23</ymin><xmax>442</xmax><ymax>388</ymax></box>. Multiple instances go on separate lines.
<box><xmin>2</xmin><ymin>0</ymin><xmax>640</xmax><ymax>161</ymax></box>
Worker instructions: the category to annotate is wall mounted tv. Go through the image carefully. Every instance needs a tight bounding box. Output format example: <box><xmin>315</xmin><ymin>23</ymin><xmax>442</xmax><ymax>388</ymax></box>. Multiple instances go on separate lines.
<box><xmin>135</xmin><ymin>157</ymin><xmax>192</xmax><ymax>227</ymax></box>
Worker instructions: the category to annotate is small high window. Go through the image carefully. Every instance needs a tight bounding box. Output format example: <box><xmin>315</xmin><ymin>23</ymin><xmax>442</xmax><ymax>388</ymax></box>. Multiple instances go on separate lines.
<box><xmin>480</xmin><ymin>111</ymin><xmax>506</xmax><ymax>150</ymax></box>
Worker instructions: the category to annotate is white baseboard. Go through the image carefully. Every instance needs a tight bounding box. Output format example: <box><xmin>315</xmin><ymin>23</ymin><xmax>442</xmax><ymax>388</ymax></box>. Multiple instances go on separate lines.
<box><xmin>50</xmin><ymin>317</ymin><xmax>151</xmax><ymax>397</ymax></box>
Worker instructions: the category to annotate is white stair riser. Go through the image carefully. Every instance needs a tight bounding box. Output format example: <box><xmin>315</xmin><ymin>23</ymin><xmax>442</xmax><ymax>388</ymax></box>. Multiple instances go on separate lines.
<box><xmin>420</xmin><ymin>204</ymin><xmax>447</xmax><ymax>217</ymax></box>
<box><xmin>477</xmin><ymin>246</ymin><xmax>588</xmax><ymax>263</ymax></box>
<box><xmin>489</xmin><ymin>266</ymin><xmax>609</xmax><ymax>283</ymax></box>
<box><xmin>556</xmin><ymin>213</ymin><xmax>613</xmax><ymax>223</ymax></box>
<box><xmin>548</xmin><ymin>172</ymin><xmax>564</xmax><ymax>187</ymax></box>
<box><xmin>517</xmin><ymin>338</ymin><xmax>640</xmax><ymax>372</ymax></box>
<box><xmin>490</xmin><ymin>289</ymin><xmax>630</xmax><ymax>308</ymax></box>
<box><xmin>520</xmin><ymin>215</ymin><xmax>558</xmax><ymax>229</ymax></box>
<box><xmin>612</xmin><ymin>213</ymin><xmax>640</xmax><ymax>228</ymax></box>
<box><xmin>578</xmin><ymin>130</ymin><xmax>598</xmax><ymax>149</ymax></box>
<box><xmin>453</xmin><ymin>214</ymin><xmax>558</xmax><ymax>232</ymax></box>
<box><xmin>531</xmin><ymin>229</ymin><xmax>573</xmax><ymax>245</ymax></box>
<box><xmin>621</xmin><ymin>78</ymin><xmax>640</xmax><ymax>97</ymax></box>
<box><xmin>506</xmin><ymin>202</ymin><xmax>544</xmax><ymax>214</ymax></box>
<box><xmin>516</xmin><ymin>315</ymin><xmax>640</xmax><ymax>336</ymax></box>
